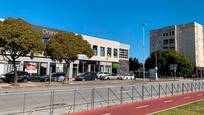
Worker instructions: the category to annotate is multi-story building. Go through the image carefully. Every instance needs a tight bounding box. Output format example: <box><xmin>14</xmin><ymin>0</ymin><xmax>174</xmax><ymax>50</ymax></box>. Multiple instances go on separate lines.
<box><xmin>0</xmin><ymin>24</ymin><xmax>130</xmax><ymax>78</ymax></box>
<box><xmin>150</xmin><ymin>22</ymin><xmax>204</xmax><ymax>76</ymax></box>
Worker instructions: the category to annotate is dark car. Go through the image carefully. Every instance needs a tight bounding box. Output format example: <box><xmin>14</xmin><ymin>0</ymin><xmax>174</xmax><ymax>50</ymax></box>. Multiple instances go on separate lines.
<box><xmin>75</xmin><ymin>72</ymin><xmax>97</xmax><ymax>81</ymax></box>
<box><xmin>3</xmin><ymin>71</ymin><xmax>30</xmax><ymax>82</ymax></box>
<box><xmin>40</xmin><ymin>72</ymin><xmax>66</xmax><ymax>82</ymax></box>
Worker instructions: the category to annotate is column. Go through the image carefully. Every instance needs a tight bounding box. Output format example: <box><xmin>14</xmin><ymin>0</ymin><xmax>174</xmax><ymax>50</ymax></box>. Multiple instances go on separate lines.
<box><xmin>68</xmin><ymin>62</ymin><xmax>73</xmax><ymax>78</ymax></box>
<box><xmin>88</xmin><ymin>64</ymin><xmax>91</xmax><ymax>72</ymax></box>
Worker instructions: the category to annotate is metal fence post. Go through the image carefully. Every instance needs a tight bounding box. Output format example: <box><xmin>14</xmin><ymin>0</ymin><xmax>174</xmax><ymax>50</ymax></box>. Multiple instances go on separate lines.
<box><xmin>182</xmin><ymin>83</ymin><xmax>184</xmax><ymax>94</ymax></box>
<box><xmin>171</xmin><ymin>83</ymin><xmax>174</xmax><ymax>96</ymax></box>
<box><xmin>91</xmin><ymin>88</ymin><xmax>95</xmax><ymax>109</ymax></box>
<box><xmin>23</xmin><ymin>93</ymin><xmax>26</xmax><ymax>115</ymax></box>
<box><xmin>107</xmin><ymin>88</ymin><xmax>110</xmax><ymax>107</ymax></box>
<box><xmin>132</xmin><ymin>86</ymin><xmax>134</xmax><ymax>103</ymax></box>
<box><xmin>49</xmin><ymin>91</ymin><xmax>53</xmax><ymax>115</ymax></box>
<box><xmin>198</xmin><ymin>82</ymin><xmax>200</xmax><ymax>91</ymax></box>
<box><xmin>120</xmin><ymin>86</ymin><xmax>123</xmax><ymax>104</ymax></box>
<box><xmin>73</xmin><ymin>90</ymin><xmax>76</xmax><ymax>112</ymax></box>
<box><xmin>191</xmin><ymin>82</ymin><xmax>193</xmax><ymax>92</ymax></box>
<box><xmin>151</xmin><ymin>85</ymin><xmax>153</xmax><ymax>99</ymax></box>
<box><xmin>51</xmin><ymin>90</ymin><xmax>55</xmax><ymax>115</ymax></box>
<box><xmin>142</xmin><ymin>85</ymin><xmax>144</xmax><ymax>101</ymax></box>
<box><xmin>158</xmin><ymin>84</ymin><xmax>161</xmax><ymax>98</ymax></box>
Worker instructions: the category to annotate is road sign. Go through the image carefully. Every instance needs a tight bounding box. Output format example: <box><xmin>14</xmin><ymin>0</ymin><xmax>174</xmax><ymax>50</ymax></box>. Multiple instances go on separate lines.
<box><xmin>170</xmin><ymin>64</ymin><xmax>177</xmax><ymax>71</ymax></box>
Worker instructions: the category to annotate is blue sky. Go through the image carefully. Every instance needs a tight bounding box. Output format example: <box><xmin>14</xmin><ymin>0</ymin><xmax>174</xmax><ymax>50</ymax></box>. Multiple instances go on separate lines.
<box><xmin>0</xmin><ymin>0</ymin><xmax>204</xmax><ymax>62</ymax></box>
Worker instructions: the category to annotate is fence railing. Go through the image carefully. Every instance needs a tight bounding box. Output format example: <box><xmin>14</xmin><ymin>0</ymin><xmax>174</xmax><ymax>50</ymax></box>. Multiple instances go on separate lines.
<box><xmin>0</xmin><ymin>80</ymin><xmax>204</xmax><ymax>115</ymax></box>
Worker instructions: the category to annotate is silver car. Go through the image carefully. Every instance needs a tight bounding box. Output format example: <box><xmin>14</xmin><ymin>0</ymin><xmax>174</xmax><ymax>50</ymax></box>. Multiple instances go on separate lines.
<box><xmin>101</xmin><ymin>73</ymin><xmax>120</xmax><ymax>80</ymax></box>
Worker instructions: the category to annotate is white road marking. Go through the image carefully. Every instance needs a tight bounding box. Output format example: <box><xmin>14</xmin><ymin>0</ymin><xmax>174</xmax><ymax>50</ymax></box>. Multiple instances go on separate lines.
<box><xmin>184</xmin><ymin>96</ymin><xmax>191</xmax><ymax>99</ymax></box>
<box><xmin>101</xmin><ymin>113</ymin><xmax>111</xmax><ymax>115</ymax></box>
<box><xmin>197</xmin><ymin>94</ymin><xmax>202</xmax><ymax>96</ymax></box>
<box><xmin>164</xmin><ymin>100</ymin><xmax>173</xmax><ymax>103</ymax></box>
<box><xmin>136</xmin><ymin>105</ymin><xmax>149</xmax><ymax>109</ymax></box>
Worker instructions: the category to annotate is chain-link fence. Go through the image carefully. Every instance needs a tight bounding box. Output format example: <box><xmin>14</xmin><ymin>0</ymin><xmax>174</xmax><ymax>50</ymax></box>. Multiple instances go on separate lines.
<box><xmin>0</xmin><ymin>80</ymin><xmax>204</xmax><ymax>115</ymax></box>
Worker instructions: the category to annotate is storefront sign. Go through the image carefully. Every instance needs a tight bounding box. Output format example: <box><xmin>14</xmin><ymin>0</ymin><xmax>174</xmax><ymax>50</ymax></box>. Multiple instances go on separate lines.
<box><xmin>25</xmin><ymin>65</ymin><xmax>37</xmax><ymax>74</ymax></box>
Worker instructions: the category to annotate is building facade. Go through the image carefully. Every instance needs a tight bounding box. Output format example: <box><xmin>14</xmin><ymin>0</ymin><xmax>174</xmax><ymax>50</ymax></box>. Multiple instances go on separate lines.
<box><xmin>0</xmin><ymin>24</ymin><xmax>130</xmax><ymax>78</ymax></box>
<box><xmin>150</xmin><ymin>22</ymin><xmax>204</xmax><ymax>76</ymax></box>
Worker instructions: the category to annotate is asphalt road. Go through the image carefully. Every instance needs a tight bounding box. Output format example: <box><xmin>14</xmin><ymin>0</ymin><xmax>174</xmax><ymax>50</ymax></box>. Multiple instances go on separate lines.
<box><xmin>0</xmin><ymin>79</ymin><xmax>202</xmax><ymax>115</ymax></box>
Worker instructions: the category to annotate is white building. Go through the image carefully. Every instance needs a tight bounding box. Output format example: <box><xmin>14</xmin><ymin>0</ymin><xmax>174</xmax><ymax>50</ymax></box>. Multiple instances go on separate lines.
<box><xmin>0</xmin><ymin>24</ymin><xmax>130</xmax><ymax>78</ymax></box>
<box><xmin>150</xmin><ymin>22</ymin><xmax>204</xmax><ymax>76</ymax></box>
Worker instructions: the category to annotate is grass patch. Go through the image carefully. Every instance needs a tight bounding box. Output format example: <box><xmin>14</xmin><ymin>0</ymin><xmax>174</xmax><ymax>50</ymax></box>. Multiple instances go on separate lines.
<box><xmin>154</xmin><ymin>100</ymin><xmax>204</xmax><ymax>115</ymax></box>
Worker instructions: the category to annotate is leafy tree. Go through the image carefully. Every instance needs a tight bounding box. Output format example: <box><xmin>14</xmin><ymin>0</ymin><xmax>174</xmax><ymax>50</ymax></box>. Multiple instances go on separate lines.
<box><xmin>45</xmin><ymin>31</ymin><xmax>94</xmax><ymax>83</ymax></box>
<box><xmin>0</xmin><ymin>18</ymin><xmax>44</xmax><ymax>84</ymax></box>
<box><xmin>129</xmin><ymin>57</ymin><xmax>142</xmax><ymax>72</ymax></box>
<box><xmin>145</xmin><ymin>51</ymin><xmax>194</xmax><ymax>77</ymax></box>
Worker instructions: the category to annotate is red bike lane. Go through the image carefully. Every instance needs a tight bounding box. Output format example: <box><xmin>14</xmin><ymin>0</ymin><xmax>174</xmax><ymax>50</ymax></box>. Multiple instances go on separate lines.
<box><xmin>66</xmin><ymin>91</ymin><xmax>204</xmax><ymax>115</ymax></box>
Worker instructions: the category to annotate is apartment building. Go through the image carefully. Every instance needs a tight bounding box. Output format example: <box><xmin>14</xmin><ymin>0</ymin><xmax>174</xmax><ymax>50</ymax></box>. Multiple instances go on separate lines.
<box><xmin>150</xmin><ymin>22</ymin><xmax>204</xmax><ymax>76</ymax></box>
<box><xmin>0</xmin><ymin>24</ymin><xmax>130</xmax><ymax>78</ymax></box>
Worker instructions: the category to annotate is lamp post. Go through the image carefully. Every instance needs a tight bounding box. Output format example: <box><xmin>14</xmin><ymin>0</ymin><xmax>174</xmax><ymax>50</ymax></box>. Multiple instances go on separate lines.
<box><xmin>155</xmin><ymin>41</ymin><xmax>159</xmax><ymax>80</ymax></box>
<box><xmin>142</xmin><ymin>23</ymin><xmax>148</xmax><ymax>81</ymax></box>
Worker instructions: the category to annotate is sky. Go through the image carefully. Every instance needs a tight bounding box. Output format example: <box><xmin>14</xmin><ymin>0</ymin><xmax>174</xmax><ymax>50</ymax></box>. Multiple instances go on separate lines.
<box><xmin>0</xmin><ymin>0</ymin><xmax>204</xmax><ymax>62</ymax></box>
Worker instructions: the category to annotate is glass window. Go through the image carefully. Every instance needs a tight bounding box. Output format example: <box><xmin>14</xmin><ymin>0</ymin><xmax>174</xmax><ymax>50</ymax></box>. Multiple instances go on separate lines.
<box><xmin>163</xmin><ymin>47</ymin><xmax>168</xmax><ymax>49</ymax></box>
<box><xmin>170</xmin><ymin>47</ymin><xmax>175</xmax><ymax>49</ymax></box>
<box><xmin>169</xmin><ymin>39</ymin><xmax>175</xmax><ymax>44</ymax></box>
<box><xmin>93</xmin><ymin>45</ymin><xmax>98</xmax><ymax>56</ymax></box>
<box><xmin>119</xmin><ymin>49</ymin><xmax>128</xmax><ymax>59</ymax></box>
<box><xmin>42</xmin><ymin>37</ymin><xmax>49</xmax><ymax>44</ymax></box>
<box><xmin>172</xmin><ymin>31</ymin><xmax>175</xmax><ymax>36</ymax></box>
<box><xmin>114</xmin><ymin>48</ymin><xmax>118</xmax><ymax>58</ymax></box>
<box><xmin>163</xmin><ymin>39</ymin><xmax>168</xmax><ymax>45</ymax></box>
<box><xmin>100</xmin><ymin>47</ymin><xmax>105</xmax><ymax>56</ymax></box>
<box><xmin>107</xmin><ymin>47</ymin><xmax>112</xmax><ymax>57</ymax></box>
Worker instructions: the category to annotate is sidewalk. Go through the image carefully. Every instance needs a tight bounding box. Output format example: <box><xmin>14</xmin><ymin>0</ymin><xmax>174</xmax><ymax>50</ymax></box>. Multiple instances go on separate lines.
<box><xmin>67</xmin><ymin>91</ymin><xmax>204</xmax><ymax>115</ymax></box>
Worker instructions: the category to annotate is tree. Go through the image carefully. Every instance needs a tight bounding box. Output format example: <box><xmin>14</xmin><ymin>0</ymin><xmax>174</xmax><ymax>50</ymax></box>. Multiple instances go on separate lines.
<box><xmin>0</xmin><ymin>18</ymin><xmax>44</xmax><ymax>84</ymax></box>
<box><xmin>45</xmin><ymin>31</ymin><xmax>94</xmax><ymax>83</ymax></box>
<box><xmin>129</xmin><ymin>57</ymin><xmax>142</xmax><ymax>72</ymax></box>
<box><xmin>145</xmin><ymin>51</ymin><xmax>194</xmax><ymax>77</ymax></box>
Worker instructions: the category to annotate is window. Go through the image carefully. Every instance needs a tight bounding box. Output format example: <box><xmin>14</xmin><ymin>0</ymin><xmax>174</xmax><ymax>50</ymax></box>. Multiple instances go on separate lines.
<box><xmin>163</xmin><ymin>33</ymin><xmax>166</xmax><ymax>37</ymax></box>
<box><xmin>113</xmin><ymin>48</ymin><xmax>118</xmax><ymax>58</ymax></box>
<box><xmin>170</xmin><ymin>47</ymin><xmax>175</xmax><ymax>49</ymax></box>
<box><xmin>107</xmin><ymin>47</ymin><xmax>112</xmax><ymax>57</ymax></box>
<box><xmin>163</xmin><ymin>39</ymin><xmax>168</xmax><ymax>45</ymax></box>
<box><xmin>100</xmin><ymin>47</ymin><xmax>105</xmax><ymax>56</ymax></box>
<box><xmin>42</xmin><ymin>37</ymin><xmax>49</xmax><ymax>44</ymax></box>
<box><xmin>93</xmin><ymin>45</ymin><xmax>98</xmax><ymax>56</ymax></box>
<box><xmin>169</xmin><ymin>39</ymin><xmax>175</xmax><ymax>44</ymax></box>
<box><xmin>119</xmin><ymin>49</ymin><xmax>128</xmax><ymax>59</ymax></box>
<box><xmin>163</xmin><ymin>47</ymin><xmax>168</xmax><ymax>49</ymax></box>
<box><xmin>172</xmin><ymin>31</ymin><xmax>175</xmax><ymax>36</ymax></box>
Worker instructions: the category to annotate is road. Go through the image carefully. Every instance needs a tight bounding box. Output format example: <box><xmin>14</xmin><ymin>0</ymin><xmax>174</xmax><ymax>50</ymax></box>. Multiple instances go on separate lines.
<box><xmin>0</xmin><ymin>79</ymin><xmax>202</xmax><ymax>115</ymax></box>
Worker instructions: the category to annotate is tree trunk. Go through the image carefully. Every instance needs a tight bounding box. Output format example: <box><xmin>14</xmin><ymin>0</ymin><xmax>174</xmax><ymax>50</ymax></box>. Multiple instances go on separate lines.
<box><xmin>63</xmin><ymin>62</ymin><xmax>70</xmax><ymax>84</ymax></box>
<box><xmin>12</xmin><ymin>60</ymin><xmax>18</xmax><ymax>85</ymax></box>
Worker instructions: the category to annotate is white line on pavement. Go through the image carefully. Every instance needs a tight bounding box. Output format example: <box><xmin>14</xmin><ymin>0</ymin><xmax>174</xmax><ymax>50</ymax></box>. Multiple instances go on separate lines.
<box><xmin>197</xmin><ymin>94</ymin><xmax>202</xmax><ymax>96</ymax></box>
<box><xmin>101</xmin><ymin>113</ymin><xmax>111</xmax><ymax>115</ymax></box>
<box><xmin>164</xmin><ymin>100</ymin><xmax>173</xmax><ymax>103</ymax></box>
<box><xmin>184</xmin><ymin>96</ymin><xmax>191</xmax><ymax>99</ymax></box>
<box><xmin>136</xmin><ymin>105</ymin><xmax>149</xmax><ymax>109</ymax></box>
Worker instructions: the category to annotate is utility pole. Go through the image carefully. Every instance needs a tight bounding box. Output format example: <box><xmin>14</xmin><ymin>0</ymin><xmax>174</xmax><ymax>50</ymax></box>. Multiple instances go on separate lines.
<box><xmin>142</xmin><ymin>23</ymin><xmax>147</xmax><ymax>81</ymax></box>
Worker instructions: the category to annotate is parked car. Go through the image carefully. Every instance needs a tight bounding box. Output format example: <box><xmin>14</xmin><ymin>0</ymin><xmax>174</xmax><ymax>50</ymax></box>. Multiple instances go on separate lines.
<box><xmin>0</xmin><ymin>74</ymin><xmax>6</xmax><ymax>83</ymax></box>
<box><xmin>100</xmin><ymin>73</ymin><xmax>120</xmax><ymax>80</ymax></box>
<box><xmin>119</xmin><ymin>73</ymin><xmax>134</xmax><ymax>80</ymax></box>
<box><xmin>3</xmin><ymin>71</ymin><xmax>30</xmax><ymax>82</ymax></box>
<box><xmin>75</xmin><ymin>72</ymin><xmax>97</xmax><ymax>81</ymax></box>
<box><xmin>97</xmin><ymin>72</ymin><xmax>110</xmax><ymax>79</ymax></box>
<box><xmin>40</xmin><ymin>72</ymin><xmax>66</xmax><ymax>82</ymax></box>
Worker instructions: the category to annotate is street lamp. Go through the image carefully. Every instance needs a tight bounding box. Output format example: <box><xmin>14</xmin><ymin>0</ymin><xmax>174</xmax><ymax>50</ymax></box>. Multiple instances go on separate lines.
<box><xmin>142</xmin><ymin>23</ymin><xmax>148</xmax><ymax>81</ymax></box>
<box><xmin>155</xmin><ymin>43</ymin><xmax>158</xmax><ymax>80</ymax></box>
